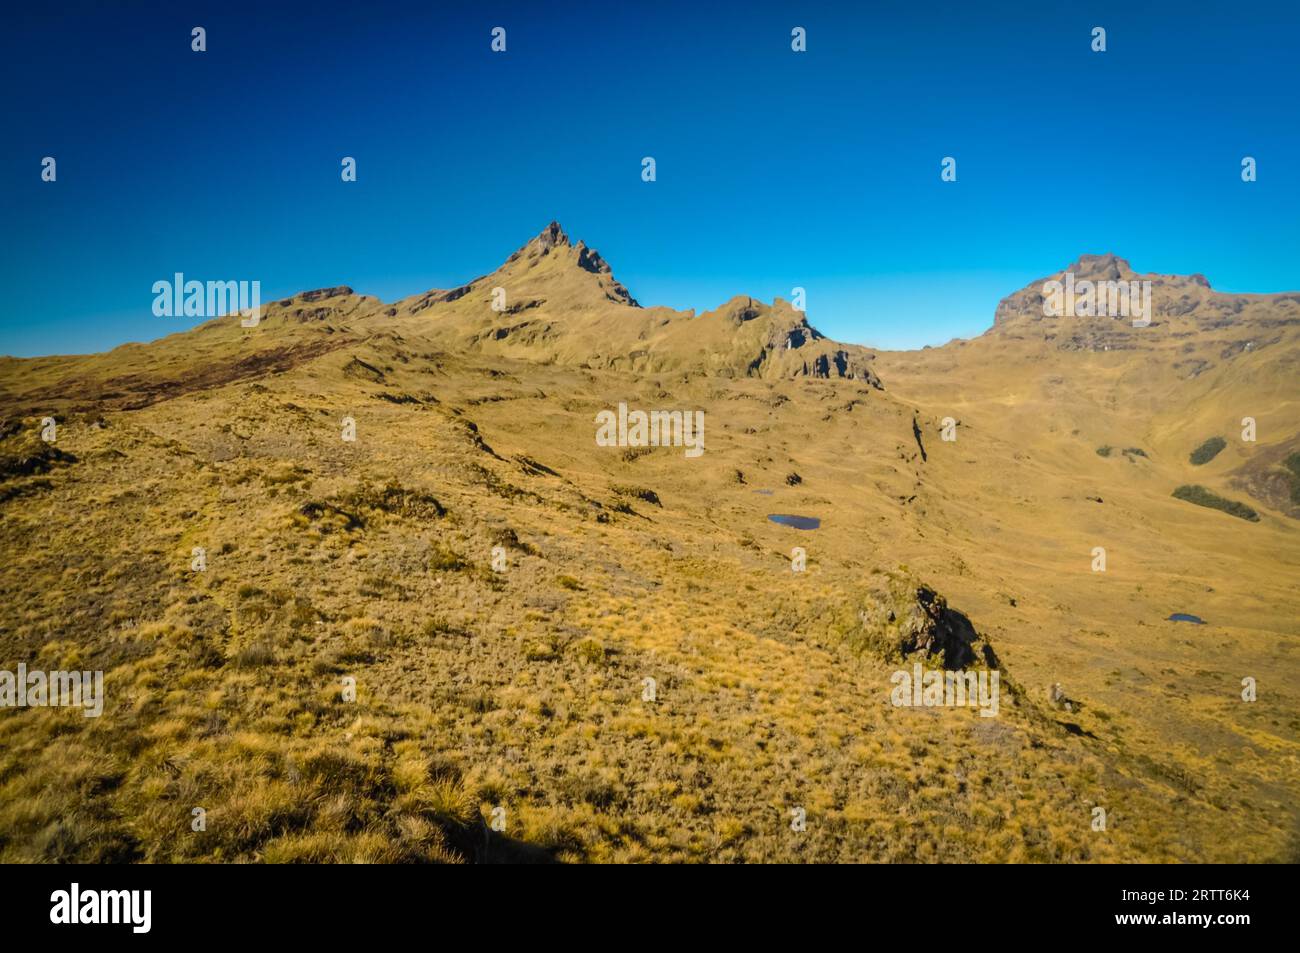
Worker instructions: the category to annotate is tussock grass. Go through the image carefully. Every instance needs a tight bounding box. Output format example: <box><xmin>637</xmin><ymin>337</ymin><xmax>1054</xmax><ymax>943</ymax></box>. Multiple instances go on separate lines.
<box><xmin>2</xmin><ymin>324</ymin><xmax>1293</xmax><ymax>865</ymax></box>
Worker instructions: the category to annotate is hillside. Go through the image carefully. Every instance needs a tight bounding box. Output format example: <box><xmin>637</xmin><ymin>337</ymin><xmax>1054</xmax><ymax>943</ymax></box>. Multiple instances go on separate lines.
<box><xmin>1</xmin><ymin>230</ymin><xmax>1296</xmax><ymax>863</ymax></box>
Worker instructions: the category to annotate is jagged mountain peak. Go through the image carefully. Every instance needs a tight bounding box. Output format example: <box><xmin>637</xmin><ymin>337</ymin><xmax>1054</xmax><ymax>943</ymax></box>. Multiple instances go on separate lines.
<box><xmin>1059</xmin><ymin>253</ymin><xmax>1213</xmax><ymax>291</ymax></box>
<box><xmin>989</xmin><ymin>254</ymin><xmax>1280</xmax><ymax>335</ymax></box>
<box><xmin>494</xmin><ymin>223</ymin><xmax>638</xmax><ymax>307</ymax></box>
<box><xmin>1066</xmin><ymin>253</ymin><xmax>1135</xmax><ymax>282</ymax></box>
<box><xmin>510</xmin><ymin>220</ymin><xmax>570</xmax><ymax>260</ymax></box>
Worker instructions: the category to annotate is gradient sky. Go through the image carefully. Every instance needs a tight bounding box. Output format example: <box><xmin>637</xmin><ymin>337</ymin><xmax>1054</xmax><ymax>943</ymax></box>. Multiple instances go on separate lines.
<box><xmin>2</xmin><ymin>0</ymin><xmax>1298</xmax><ymax>357</ymax></box>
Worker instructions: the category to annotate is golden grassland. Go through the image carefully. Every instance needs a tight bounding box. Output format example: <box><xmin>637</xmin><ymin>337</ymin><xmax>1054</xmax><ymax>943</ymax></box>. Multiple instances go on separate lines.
<box><xmin>1</xmin><ymin>332</ymin><xmax>1296</xmax><ymax>863</ymax></box>
<box><xmin>1</xmin><ymin>232</ymin><xmax>1297</xmax><ymax>862</ymax></box>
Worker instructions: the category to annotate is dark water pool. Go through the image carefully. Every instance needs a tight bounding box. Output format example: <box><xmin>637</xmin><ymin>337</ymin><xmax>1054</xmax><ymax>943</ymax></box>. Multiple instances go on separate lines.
<box><xmin>767</xmin><ymin>514</ymin><xmax>820</xmax><ymax>530</ymax></box>
<box><xmin>1168</xmin><ymin>613</ymin><xmax>1207</xmax><ymax>624</ymax></box>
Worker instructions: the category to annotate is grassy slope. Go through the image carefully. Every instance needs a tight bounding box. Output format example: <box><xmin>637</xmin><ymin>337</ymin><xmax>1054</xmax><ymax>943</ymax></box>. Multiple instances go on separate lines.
<box><xmin>1</xmin><ymin>242</ymin><xmax>1297</xmax><ymax>863</ymax></box>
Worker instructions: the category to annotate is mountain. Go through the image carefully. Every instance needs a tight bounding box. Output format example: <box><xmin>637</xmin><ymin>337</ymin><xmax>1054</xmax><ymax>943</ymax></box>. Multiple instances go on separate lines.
<box><xmin>880</xmin><ymin>255</ymin><xmax>1300</xmax><ymax>523</ymax></box>
<box><xmin>385</xmin><ymin>222</ymin><xmax>881</xmax><ymax>384</ymax></box>
<box><xmin>991</xmin><ymin>252</ymin><xmax>1300</xmax><ymax>356</ymax></box>
<box><xmin>0</xmin><ymin>224</ymin><xmax>879</xmax><ymax>420</ymax></box>
<box><xmin>1</xmin><ymin>234</ymin><xmax>1296</xmax><ymax>864</ymax></box>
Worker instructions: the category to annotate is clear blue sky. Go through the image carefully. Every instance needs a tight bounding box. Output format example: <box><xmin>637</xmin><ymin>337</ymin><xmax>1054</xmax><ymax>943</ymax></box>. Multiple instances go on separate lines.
<box><xmin>2</xmin><ymin>0</ymin><xmax>1297</xmax><ymax>357</ymax></box>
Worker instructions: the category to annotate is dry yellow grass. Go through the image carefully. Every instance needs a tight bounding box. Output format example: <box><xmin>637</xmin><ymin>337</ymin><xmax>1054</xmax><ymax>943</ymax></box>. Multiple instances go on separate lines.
<box><xmin>1</xmin><ymin>230</ymin><xmax>1296</xmax><ymax>862</ymax></box>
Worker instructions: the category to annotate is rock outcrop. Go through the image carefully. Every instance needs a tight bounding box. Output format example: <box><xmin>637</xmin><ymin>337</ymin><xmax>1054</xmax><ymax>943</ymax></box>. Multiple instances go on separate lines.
<box><xmin>855</xmin><ymin>570</ymin><xmax>999</xmax><ymax>670</ymax></box>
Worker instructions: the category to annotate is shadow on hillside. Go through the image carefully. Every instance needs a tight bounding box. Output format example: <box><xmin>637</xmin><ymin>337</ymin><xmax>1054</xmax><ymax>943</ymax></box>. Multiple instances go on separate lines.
<box><xmin>446</xmin><ymin>816</ymin><xmax>562</xmax><ymax>864</ymax></box>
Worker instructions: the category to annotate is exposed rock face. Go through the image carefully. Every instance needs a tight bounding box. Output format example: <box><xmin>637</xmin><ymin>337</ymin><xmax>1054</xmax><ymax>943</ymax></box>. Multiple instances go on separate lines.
<box><xmin>574</xmin><ymin>241</ymin><xmax>638</xmax><ymax>306</ymax></box>
<box><xmin>574</xmin><ymin>241</ymin><xmax>607</xmax><ymax>274</ymax></box>
<box><xmin>728</xmin><ymin>298</ymin><xmax>882</xmax><ymax>385</ymax></box>
<box><xmin>408</xmin><ymin>283</ymin><xmax>476</xmax><ymax>314</ymax></box>
<box><xmin>299</xmin><ymin>286</ymin><xmax>355</xmax><ymax>302</ymax></box>
<box><xmin>992</xmin><ymin>254</ymin><xmax>1300</xmax><ymax>347</ymax></box>
<box><xmin>994</xmin><ymin>254</ymin><xmax>1139</xmax><ymax>327</ymax></box>
<box><xmin>509</xmin><ymin>220</ymin><xmax>569</xmax><ymax>261</ymax></box>
<box><xmin>856</xmin><ymin>571</ymin><xmax>999</xmax><ymax>670</ymax></box>
<box><xmin>1070</xmin><ymin>253</ymin><xmax>1137</xmax><ymax>284</ymax></box>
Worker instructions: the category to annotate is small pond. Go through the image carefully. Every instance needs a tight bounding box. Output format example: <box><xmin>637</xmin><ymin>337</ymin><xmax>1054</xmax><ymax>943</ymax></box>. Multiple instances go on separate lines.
<box><xmin>767</xmin><ymin>514</ymin><xmax>820</xmax><ymax>530</ymax></box>
<box><xmin>1168</xmin><ymin>613</ymin><xmax>1207</xmax><ymax>625</ymax></box>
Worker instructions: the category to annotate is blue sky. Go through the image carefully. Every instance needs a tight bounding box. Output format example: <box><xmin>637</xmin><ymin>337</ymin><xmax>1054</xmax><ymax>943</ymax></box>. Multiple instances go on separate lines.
<box><xmin>2</xmin><ymin>0</ymin><xmax>1298</xmax><ymax>356</ymax></box>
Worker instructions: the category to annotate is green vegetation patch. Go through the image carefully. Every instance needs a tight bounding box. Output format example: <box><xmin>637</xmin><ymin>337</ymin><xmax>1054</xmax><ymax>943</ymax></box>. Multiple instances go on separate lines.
<box><xmin>1098</xmin><ymin>445</ymin><xmax>1146</xmax><ymax>460</ymax></box>
<box><xmin>1189</xmin><ymin>436</ymin><xmax>1227</xmax><ymax>466</ymax></box>
<box><xmin>1283</xmin><ymin>452</ymin><xmax>1300</xmax><ymax>505</ymax></box>
<box><xmin>1172</xmin><ymin>484</ymin><xmax>1259</xmax><ymax>522</ymax></box>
